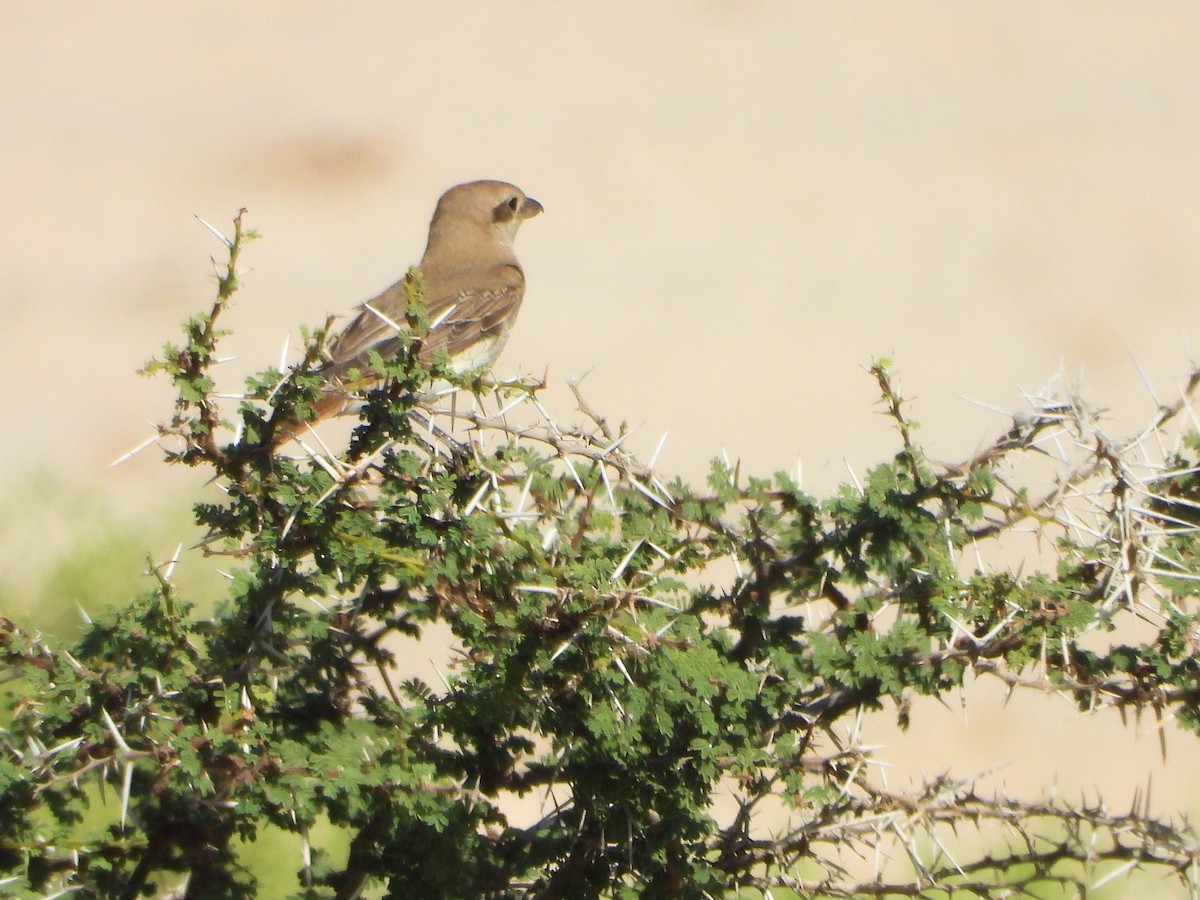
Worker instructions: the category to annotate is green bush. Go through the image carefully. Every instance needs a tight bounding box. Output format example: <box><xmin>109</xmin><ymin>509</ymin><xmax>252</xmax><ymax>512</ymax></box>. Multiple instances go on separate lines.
<box><xmin>3</xmin><ymin>212</ymin><xmax>1199</xmax><ymax>898</ymax></box>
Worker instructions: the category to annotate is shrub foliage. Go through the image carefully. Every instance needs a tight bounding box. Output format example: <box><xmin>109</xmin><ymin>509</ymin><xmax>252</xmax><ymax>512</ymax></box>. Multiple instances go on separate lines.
<box><xmin>4</xmin><ymin>212</ymin><xmax>1200</xmax><ymax>897</ymax></box>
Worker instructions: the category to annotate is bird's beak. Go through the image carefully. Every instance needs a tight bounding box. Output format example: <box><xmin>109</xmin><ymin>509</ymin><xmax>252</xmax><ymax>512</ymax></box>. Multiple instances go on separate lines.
<box><xmin>520</xmin><ymin>197</ymin><xmax>544</xmax><ymax>219</ymax></box>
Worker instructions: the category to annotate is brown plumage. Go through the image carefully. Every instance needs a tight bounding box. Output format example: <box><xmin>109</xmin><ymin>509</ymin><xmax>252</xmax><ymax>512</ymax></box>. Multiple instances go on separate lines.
<box><xmin>305</xmin><ymin>179</ymin><xmax>543</xmax><ymax>424</ymax></box>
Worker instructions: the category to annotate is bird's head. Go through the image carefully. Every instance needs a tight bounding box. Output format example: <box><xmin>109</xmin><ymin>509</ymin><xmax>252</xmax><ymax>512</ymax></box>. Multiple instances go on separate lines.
<box><xmin>426</xmin><ymin>180</ymin><xmax>543</xmax><ymax>256</ymax></box>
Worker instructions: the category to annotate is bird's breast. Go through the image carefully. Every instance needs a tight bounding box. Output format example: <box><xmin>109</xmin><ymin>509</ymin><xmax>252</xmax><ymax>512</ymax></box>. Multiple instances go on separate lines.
<box><xmin>447</xmin><ymin>317</ymin><xmax>515</xmax><ymax>373</ymax></box>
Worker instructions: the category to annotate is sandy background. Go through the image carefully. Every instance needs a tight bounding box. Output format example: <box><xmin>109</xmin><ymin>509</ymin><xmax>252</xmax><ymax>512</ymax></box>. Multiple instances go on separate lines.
<box><xmin>3</xmin><ymin>3</ymin><xmax>1199</xmax><ymax>892</ymax></box>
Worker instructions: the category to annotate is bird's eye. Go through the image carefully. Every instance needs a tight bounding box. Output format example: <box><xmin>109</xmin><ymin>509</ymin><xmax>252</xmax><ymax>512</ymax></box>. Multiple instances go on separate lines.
<box><xmin>507</xmin><ymin>197</ymin><xmax>520</xmax><ymax>210</ymax></box>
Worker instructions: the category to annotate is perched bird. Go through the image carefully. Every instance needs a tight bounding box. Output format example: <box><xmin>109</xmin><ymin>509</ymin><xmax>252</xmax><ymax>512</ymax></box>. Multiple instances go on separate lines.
<box><xmin>301</xmin><ymin>179</ymin><xmax>543</xmax><ymax>426</ymax></box>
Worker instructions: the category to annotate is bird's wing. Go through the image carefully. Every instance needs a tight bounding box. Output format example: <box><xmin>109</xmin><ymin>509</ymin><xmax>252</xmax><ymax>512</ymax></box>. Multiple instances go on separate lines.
<box><xmin>324</xmin><ymin>263</ymin><xmax>525</xmax><ymax>382</ymax></box>
<box><xmin>419</xmin><ymin>264</ymin><xmax>526</xmax><ymax>360</ymax></box>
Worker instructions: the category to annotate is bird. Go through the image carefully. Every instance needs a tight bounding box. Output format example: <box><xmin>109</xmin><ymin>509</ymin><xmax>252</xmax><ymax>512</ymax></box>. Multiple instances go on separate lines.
<box><xmin>294</xmin><ymin>179</ymin><xmax>543</xmax><ymax>430</ymax></box>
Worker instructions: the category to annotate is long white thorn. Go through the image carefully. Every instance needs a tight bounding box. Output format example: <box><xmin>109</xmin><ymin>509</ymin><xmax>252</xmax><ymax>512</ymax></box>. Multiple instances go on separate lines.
<box><xmin>110</xmin><ymin>432</ymin><xmax>160</xmax><ymax>467</ymax></box>
<box><xmin>362</xmin><ymin>301</ymin><xmax>405</xmax><ymax>335</ymax></box>
<box><xmin>195</xmin><ymin>214</ymin><xmax>234</xmax><ymax>249</ymax></box>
